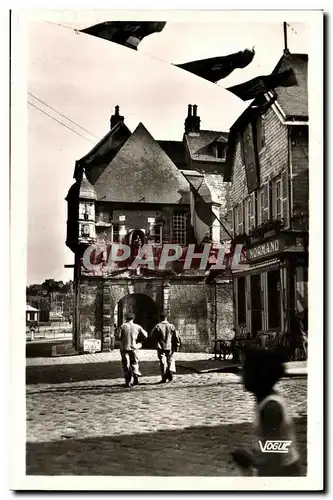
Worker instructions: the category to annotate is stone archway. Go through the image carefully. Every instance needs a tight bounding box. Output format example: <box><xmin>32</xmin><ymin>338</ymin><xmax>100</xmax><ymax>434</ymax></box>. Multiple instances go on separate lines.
<box><xmin>115</xmin><ymin>293</ymin><xmax>160</xmax><ymax>338</ymax></box>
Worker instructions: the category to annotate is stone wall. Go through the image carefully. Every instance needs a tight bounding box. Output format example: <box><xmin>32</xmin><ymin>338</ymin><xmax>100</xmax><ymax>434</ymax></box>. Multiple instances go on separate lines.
<box><xmin>76</xmin><ymin>277</ymin><xmax>233</xmax><ymax>353</ymax></box>
<box><xmin>77</xmin><ymin>279</ymin><xmax>104</xmax><ymax>351</ymax></box>
<box><xmin>216</xmin><ymin>281</ymin><xmax>234</xmax><ymax>340</ymax></box>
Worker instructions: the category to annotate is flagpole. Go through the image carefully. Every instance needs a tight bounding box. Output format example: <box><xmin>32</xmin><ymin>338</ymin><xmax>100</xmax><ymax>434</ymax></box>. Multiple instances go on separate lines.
<box><xmin>283</xmin><ymin>22</ymin><xmax>290</xmax><ymax>55</ymax></box>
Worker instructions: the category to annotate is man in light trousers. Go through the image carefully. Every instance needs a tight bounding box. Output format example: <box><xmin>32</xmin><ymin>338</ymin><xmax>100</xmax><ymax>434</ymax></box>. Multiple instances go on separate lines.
<box><xmin>151</xmin><ymin>314</ymin><xmax>181</xmax><ymax>383</ymax></box>
<box><xmin>119</xmin><ymin>313</ymin><xmax>148</xmax><ymax>388</ymax></box>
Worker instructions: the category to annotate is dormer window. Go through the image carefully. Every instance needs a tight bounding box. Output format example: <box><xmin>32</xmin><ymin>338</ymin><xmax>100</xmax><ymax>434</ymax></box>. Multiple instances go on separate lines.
<box><xmin>215</xmin><ymin>142</ymin><xmax>226</xmax><ymax>160</ymax></box>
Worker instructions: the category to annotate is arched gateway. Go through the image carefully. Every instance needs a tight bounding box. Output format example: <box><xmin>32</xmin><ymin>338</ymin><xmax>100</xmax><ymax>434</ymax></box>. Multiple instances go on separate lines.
<box><xmin>114</xmin><ymin>293</ymin><xmax>160</xmax><ymax>346</ymax></box>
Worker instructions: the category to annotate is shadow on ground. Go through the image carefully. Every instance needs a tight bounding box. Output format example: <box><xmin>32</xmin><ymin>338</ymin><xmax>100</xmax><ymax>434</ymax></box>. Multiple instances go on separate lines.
<box><xmin>26</xmin><ymin>417</ymin><xmax>307</xmax><ymax>476</ymax></box>
<box><xmin>26</xmin><ymin>340</ymin><xmax>127</xmax><ymax>358</ymax></box>
<box><xmin>26</xmin><ymin>340</ymin><xmax>73</xmax><ymax>358</ymax></box>
<box><xmin>26</xmin><ymin>359</ymin><xmax>196</xmax><ymax>385</ymax></box>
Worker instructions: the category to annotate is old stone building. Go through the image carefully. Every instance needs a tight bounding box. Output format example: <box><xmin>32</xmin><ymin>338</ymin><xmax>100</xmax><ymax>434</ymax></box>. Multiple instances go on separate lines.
<box><xmin>225</xmin><ymin>52</ymin><xmax>308</xmax><ymax>346</ymax></box>
<box><xmin>66</xmin><ymin>105</ymin><xmax>233</xmax><ymax>353</ymax></box>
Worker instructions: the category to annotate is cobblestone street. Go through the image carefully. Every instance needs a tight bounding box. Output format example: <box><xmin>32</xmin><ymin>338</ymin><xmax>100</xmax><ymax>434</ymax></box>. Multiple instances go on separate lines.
<box><xmin>26</xmin><ymin>351</ymin><xmax>307</xmax><ymax>476</ymax></box>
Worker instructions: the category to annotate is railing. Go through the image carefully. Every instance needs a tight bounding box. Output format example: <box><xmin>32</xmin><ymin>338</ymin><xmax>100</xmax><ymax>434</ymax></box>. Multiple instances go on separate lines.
<box><xmin>26</xmin><ymin>321</ymin><xmax>72</xmax><ymax>340</ymax></box>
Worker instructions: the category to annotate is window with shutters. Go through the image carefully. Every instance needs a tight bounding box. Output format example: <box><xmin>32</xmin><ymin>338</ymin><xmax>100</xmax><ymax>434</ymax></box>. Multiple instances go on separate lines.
<box><xmin>272</xmin><ymin>177</ymin><xmax>283</xmax><ymax>220</ymax></box>
<box><xmin>281</xmin><ymin>170</ymin><xmax>289</xmax><ymax>227</ymax></box>
<box><xmin>234</xmin><ymin>203</ymin><xmax>244</xmax><ymax>235</ymax></box>
<box><xmin>258</xmin><ymin>188</ymin><xmax>264</xmax><ymax>225</ymax></box>
<box><xmin>245</xmin><ymin>192</ymin><xmax>256</xmax><ymax>233</ymax></box>
<box><xmin>246</xmin><ymin>197</ymin><xmax>252</xmax><ymax>233</ymax></box>
<box><xmin>258</xmin><ymin>182</ymin><xmax>270</xmax><ymax>223</ymax></box>
<box><xmin>151</xmin><ymin>224</ymin><xmax>162</xmax><ymax>243</ymax></box>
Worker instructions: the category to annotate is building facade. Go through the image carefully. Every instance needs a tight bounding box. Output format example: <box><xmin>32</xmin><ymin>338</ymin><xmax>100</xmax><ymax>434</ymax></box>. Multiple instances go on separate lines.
<box><xmin>225</xmin><ymin>53</ymin><xmax>308</xmax><ymax>349</ymax></box>
<box><xmin>66</xmin><ymin>106</ymin><xmax>234</xmax><ymax>353</ymax></box>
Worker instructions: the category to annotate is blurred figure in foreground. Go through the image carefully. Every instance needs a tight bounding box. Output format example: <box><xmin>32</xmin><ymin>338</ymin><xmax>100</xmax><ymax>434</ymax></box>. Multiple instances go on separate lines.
<box><xmin>231</xmin><ymin>347</ymin><xmax>302</xmax><ymax>476</ymax></box>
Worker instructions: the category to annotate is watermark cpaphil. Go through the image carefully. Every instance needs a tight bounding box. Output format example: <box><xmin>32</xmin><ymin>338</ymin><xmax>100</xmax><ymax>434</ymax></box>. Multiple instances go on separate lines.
<box><xmin>258</xmin><ymin>441</ymin><xmax>293</xmax><ymax>453</ymax></box>
<box><xmin>82</xmin><ymin>243</ymin><xmax>250</xmax><ymax>272</ymax></box>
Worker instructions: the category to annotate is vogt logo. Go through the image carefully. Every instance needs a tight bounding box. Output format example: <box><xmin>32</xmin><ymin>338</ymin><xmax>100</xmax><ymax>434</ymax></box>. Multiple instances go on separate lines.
<box><xmin>258</xmin><ymin>440</ymin><xmax>292</xmax><ymax>453</ymax></box>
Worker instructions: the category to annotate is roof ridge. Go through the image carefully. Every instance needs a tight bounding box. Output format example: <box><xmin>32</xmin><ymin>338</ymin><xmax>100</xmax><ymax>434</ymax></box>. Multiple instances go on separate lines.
<box><xmin>78</xmin><ymin>120</ymin><xmax>131</xmax><ymax>164</ymax></box>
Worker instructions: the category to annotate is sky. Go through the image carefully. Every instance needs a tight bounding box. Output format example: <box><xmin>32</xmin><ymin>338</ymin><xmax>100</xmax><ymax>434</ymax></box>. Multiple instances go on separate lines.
<box><xmin>22</xmin><ymin>10</ymin><xmax>309</xmax><ymax>284</ymax></box>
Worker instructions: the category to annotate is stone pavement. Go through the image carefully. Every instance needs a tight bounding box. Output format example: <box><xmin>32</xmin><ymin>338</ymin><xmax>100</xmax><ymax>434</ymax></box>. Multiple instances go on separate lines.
<box><xmin>26</xmin><ymin>350</ymin><xmax>307</xmax><ymax>476</ymax></box>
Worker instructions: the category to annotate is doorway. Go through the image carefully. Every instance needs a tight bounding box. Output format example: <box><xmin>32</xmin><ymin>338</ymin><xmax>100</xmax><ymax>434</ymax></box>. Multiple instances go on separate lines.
<box><xmin>267</xmin><ymin>269</ymin><xmax>281</xmax><ymax>329</ymax></box>
<box><xmin>115</xmin><ymin>293</ymin><xmax>160</xmax><ymax>346</ymax></box>
<box><xmin>250</xmin><ymin>274</ymin><xmax>262</xmax><ymax>337</ymax></box>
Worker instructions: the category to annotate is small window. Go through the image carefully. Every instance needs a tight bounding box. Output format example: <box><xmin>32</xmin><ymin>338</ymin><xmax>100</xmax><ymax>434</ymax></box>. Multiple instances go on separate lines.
<box><xmin>79</xmin><ymin>202</ymin><xmax>94</xmax><ymax>221</ymax></box>
<box><xmin>234</xmin><ymin>203</ymin><xmax>244</xmax><ymax>235</ymax></box>
<box><xmin>245</xmin><ymin>193</ymin><xmax>256</xmax><ymax>232</ymax></box>
<box><xmin>112</xmin><ymin>224</ymin><xmax>120</xmax><ymax>243</ymax></box>
<box><xmin>82</xmin><ymin>224</ymin><xmax>90</xmax><ymax>236</ymax></box>
<box><xmin>152</xmin><ymin>224</ymin><xmax>162</xmax><ymax>243</ymax></box>
<box><xmin>172</xmin><ymin>213</ymin><xmax>186</xmax><ymax>245</ymax></box>
<box><xmin>216</xmin><ymin>143</ymin><xmax>226</xmax><ymax>160</ymax></box>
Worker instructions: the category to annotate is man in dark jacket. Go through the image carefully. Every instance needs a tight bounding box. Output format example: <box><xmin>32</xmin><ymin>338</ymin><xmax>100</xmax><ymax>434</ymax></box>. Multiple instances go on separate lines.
<box><xmin>151</xmin><ymin>314</ymin><xmax>181</xmax><ymax>383</ymax></box>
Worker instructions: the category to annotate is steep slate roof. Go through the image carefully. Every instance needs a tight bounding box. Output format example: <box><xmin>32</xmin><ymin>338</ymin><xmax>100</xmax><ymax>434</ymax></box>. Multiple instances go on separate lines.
<box><xmin>74</xmin><ymin>120</ymin><xmax>132</xmax><ymax>178</ymax></box>
<box><xmin>94</xmin><ymin>123</ymin><xmax>190</xmax><ymax>204</ymax></box>
<box><xmin>66</xmin><ymin>171</ymin><xmax>97</xmax><ymax>201</ymax></box>
<box><xmin>158</xmin><ymin>140</ymin><xmax>187</xmax><ymax>168</ymax></box>
<box><xmin>273</xmin><ymin>53</ymin><xmax>308</xmax><ymax>119</ymax></box>
<box><xmin>185</xmin><ymin>131</ymin><xmax>229</xmax><ymax>163</ymax></box>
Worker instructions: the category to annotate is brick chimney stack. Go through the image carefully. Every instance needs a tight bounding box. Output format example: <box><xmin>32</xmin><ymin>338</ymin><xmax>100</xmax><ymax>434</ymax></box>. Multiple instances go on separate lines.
<box><xmin>184</xmin><ymin>104</ymin><xmax>200</xmax><ymax>134</ymax></box>
<box><xmin>110</xmin><ymin>105</ymin><xmax>124</xmax><ymax>130</ymax></box>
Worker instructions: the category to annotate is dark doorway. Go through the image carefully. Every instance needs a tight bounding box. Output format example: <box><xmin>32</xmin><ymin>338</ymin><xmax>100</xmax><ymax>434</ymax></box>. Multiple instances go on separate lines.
<box><xmin>116</xmin><ymin>294</ymin><xmax>159</xmax><ymax>341</ymax></box>
<box><xmin>237</xmin><ymin>277</ymin><xmax>246</xmax><ymax>325</ymax></box>
<box><xmin>267</xmin><ymin>269</ymin><xmax>281</xmax><ymax>329</ymax></box>
<box><xmin>250</xmin><ymin>274</ymin><xmax>262</xmax><ymax>337</ymax></box>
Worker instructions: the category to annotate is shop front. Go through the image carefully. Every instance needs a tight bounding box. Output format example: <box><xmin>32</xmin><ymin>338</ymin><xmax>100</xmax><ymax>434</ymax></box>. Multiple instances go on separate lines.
<box><xmin>232</xmin><ymin>232</ymin><xmax>308</xmax><ymax>354</ymax></box>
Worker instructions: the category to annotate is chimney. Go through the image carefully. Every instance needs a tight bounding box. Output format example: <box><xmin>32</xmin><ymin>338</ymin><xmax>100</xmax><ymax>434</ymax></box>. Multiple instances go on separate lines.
<box><xmin>110</xmin><ymin>105</ymin><xmax>124</xmax><ymax>130</ymax></box>
<box><xmin>184</xmin><ymin>104</ymin><xmax>200</xmax><ymax>134</ymax></box>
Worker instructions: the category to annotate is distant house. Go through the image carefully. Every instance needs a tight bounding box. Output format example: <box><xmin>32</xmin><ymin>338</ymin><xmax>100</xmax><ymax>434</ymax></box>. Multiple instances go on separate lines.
<box><xmin>26</xmin><ymin>305</ymin><xmax>39</xmax><ymax>324</ymax></box>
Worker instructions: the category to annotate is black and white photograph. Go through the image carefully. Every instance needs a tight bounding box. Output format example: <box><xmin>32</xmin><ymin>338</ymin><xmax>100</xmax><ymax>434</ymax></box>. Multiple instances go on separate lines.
<box><xmin>9</xmin><ymin>8</ymin><xmax>323</xmax><ymax>491</ymax></box>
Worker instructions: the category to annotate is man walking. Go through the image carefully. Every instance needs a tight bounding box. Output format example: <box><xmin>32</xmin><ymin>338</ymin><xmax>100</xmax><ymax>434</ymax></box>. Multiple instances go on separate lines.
<box><xmin>119</xmin><ymin>313</ymin><xmax>148</xmax><ymax>388</ymax></box>
<box><xmin>151</xmin><ymin>314</ymin><xmax>181</xmax><ymax>383</ymax></box>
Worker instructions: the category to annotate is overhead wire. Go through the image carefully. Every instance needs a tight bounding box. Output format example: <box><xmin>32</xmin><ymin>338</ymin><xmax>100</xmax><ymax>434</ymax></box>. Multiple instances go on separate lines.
<box><xmin>28</xmin><ymin>101</ymin><xmax>96</xmax><ymax>144</ymax></box>
<box><xmin>28</xmin><ymin>92</ymin><xmax>99</xmax><ymax>139</ymax></box>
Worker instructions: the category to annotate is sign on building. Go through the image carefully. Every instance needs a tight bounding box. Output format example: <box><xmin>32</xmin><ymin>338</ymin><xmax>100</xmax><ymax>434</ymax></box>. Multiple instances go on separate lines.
<box><xmin>83</xmin><ymin>338</ymin><xmax>102</xmax><ymax>354</ymax></box>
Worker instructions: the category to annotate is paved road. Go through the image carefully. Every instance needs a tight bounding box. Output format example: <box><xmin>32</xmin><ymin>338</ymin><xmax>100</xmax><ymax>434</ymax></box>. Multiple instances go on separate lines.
<box><xmin>26</xmin><ymin>366</ymin><xmax>307</xmax><ymax>476</ymax></box>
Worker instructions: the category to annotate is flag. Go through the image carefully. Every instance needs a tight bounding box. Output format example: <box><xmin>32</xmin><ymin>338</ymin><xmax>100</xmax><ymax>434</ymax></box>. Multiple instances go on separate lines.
<box><xmin>80</xmin><ymin>21</ymin><xmax>166</xmax><ymax>50</ymax></box>
<box><xmin>181</xmin><ymin>172</ymin><xmax>216</xmax><ymax>244</ymax></box>
<box><xmin>227</xmin><ymin>68</ymin><xmax>297</xmax><ymax>101</ymax></box>
<box><xmin>175</xmin><ymin>48</ymin><xmax>255</xmax><ymax>83</ymax></box>
<box><xmin>190</xmin><ymin>185</ymin><xmax>216</xmax><ymax>244</ymax></box>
